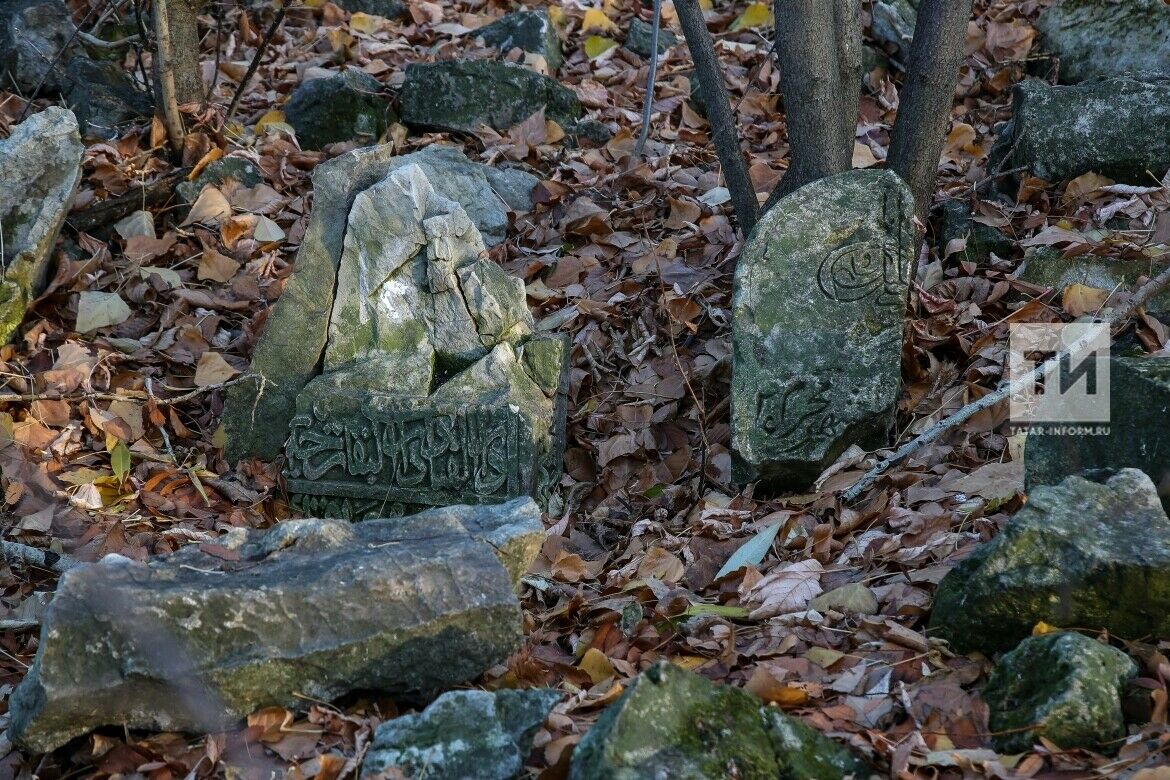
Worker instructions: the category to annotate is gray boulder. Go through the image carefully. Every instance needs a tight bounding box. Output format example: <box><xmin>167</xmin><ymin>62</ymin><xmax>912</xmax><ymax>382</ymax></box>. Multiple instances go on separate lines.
<box><xmin>7</xmin><ymin>498</ymin><xmax>543</xmax><ymax>753</ymax></box>
<box><xmin>223</xmin><ymin>144</ymin><xmax>539</xmax><ymax>462</ymax></box>
<box><xmin>570</xmin><ymin>662</ymin><xmax>871</xmax><ymax>780</ymax></box>
<box><xmin>989</xmin><ymin>77</ymin><xmax>1170</xmax><ymax>184</ymax></box>
<box><xmin>937</xmin><ymin>200</ymin><xmax>1013</xmax><ymax>264</ymax></box>
<box><xmin>731</xmin><ymin>170</ymin><xmax>915</xmax><ymax>490</ymax></box>
<box><xmin>477</xmin><ymin>10</ymin><xmax>563</xmax><ymax>70</ymax></box>
<box><xmin>333</xmin><ymin>0</ymin><xmax>406</xmax><ymax>18</ymax></box>
<box><xmin>870</xmin><ymin>0</ymin><xmax>917</xmax><ymax>67</ymax></box>
<box><xmin>625</xmin><ymin>17</ymin><xmax>677</xmax><ymax>58</ymax></box>
<box><xmin>1024</xmin><ymin>355</ymin><xmax>1170</xmax><ymax>512</ymax></box>
<box><xmin>1015</xmin><ymin>250</ymin><xmax>1170</xmax><ymax>318</ymax></box>
<box><xmin>1035</xmin><ymin>0</ymin><xmax>1170</xmax><ymax>84</ymax></box>
<box><xmin>0</xmin><ymin>0</ymin><xmax>79</xmax><ymax>95</ymax></box>
<box><xmin>930</xmin><ymin>469</ymin><xmax>1170</xmax><ymax>654</ymax></box>
<box><xmin>63</xmin><ymin>57</ymin><xmax>153</xmax><ymax>139</ymax></box>
<box><xmin>983</xmin><ymin>632</ymin><xmax>1136</xmax><ymax>754</ymax></box>
<box><xmin>361</xmin><ymin>688</ymin><xmax>560</xmax><ymax>779</ymax></box>
<box><xmin>400</xmin><ymin>60</ymin><xmax>582</xmax><ymax>134</ymax></box>
<box><xmin>0</xmin><ymin>107</ymin><xmax>84</xmax><ymax>344</ymax></box>
<box><xmin>284</xmin><ymin>69</ymin><xmax>389</xmax><ymax>150</ymax></box>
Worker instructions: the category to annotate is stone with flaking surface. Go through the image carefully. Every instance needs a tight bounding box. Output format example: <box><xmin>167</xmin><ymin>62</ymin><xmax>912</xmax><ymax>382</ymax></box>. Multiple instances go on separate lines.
<box><xmin>7</xmin><ymin>499</ymin><xmax>542</xmax><ymax>753</ymax></box>
<box><xmin>930</xmin><ymin>469</ymin><xmax>1170</xmax><ymax>654</ymax></box>
<box><xmin>1035</xmin><ymin>0</ymin><xmax>1170</xmax><ymax>84</ymax></box>
<box><xmin>0</xmin><ymin>108</ymin><xmax>84</xmax><ymax>344</ymax></box>
<box><xmin>731</xmin><ymin>170</ymin><xmax>914</xmax><ymax>490</ymax></box>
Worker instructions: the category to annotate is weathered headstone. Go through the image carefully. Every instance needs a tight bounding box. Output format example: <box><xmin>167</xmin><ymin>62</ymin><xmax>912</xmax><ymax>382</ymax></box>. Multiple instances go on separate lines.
<box><xmin>0</xmin><ymin>107</ymin><xmax>84</xmax><ymax>344</ymax></box>
<box><xmin>930</xmin><ymin>470</ymin><xmax>1170</xmax><ymax>654</ymax></box>
<box><xmin>223</xmin><ymin>144</ymin><xmax>541</xmax><ymax>463</ymax></box>
<box><xmin>399</xmin><ymin>60</ymin><xmax>582</xmax><ymax>134</ymax></box>
<box><xmin>284</xmin><ymin>164</ymin><xmax>566</xmax><ymax>518</ymax></box>
<box><xmin>988</xmin><ymin>78</ymin><xmax>1170</xmax><ymax>184</ymax></box>
<box><xmin>1035</xmin><ymin>0</ymin><xmax>1170</xmax><ymax>84</ymax></box>
<box><xmin>361</xmin><ymin>688</ymin><xmax>561</xmax><ymax>779</ymax></box>
<box><xmin>8</xmin><ymin>498</ymin><xmax>543</xmax><ymax>753</ymax></box>
<box><xmin>983</xmin><ymin>632</ymin><xmax>1136</xmax><ymax>754</ymax></box>
<box><xmin>731</xmin><ymin>170</ymin><xmax>915</xmax><ymax>490</ymax></box>
<box><xmin>569</xmin><ymin>662</ymin><xmax>871</xmax><ymax>780</ymax></box>
<box><xmin>477</xmin><ymin>10</ymin><xmax>563</xmax><ymax>70</ymax></box>
<box><xmin>1025</xmin><ymin>354</ymin><xmax>1170</xmax><ymax>510</ymax></box>
<box><xmin>284</xmin><ymin>69</ymin><xmax>389</xmax><ymax>150</ymax></box>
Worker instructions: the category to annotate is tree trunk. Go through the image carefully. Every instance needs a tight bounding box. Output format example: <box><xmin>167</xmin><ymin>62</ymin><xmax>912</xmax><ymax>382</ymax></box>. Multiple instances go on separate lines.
<box><xmin>771</xmin><ymin>0</ymin><xmax>859</xmax><ymax>200</ymax></box>
<box><xmin>675</xmin><ymin>0</ymin><xmax>759</xmax><ymax>235</ymax></box>
<box><xmin>159</xmin><ymin>0</ymin><xmax>205</xmax><ymax>105</ymax></box>
<box><xmin>887</xmin><ymin>0</ymin><xmax>974</xmax><ymax>217</ymax></box>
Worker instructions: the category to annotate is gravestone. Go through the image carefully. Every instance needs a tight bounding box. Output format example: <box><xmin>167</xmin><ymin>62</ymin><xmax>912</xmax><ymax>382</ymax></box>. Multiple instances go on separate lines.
<box><xmin>222</xmin><ymin>144</ymin><xmax>542</xmax><ymax>463</ymax></box>
<box><xmin>731</xmin><ymin>170</ymin><xmax>915</xmax><ymax>490</ymax></box>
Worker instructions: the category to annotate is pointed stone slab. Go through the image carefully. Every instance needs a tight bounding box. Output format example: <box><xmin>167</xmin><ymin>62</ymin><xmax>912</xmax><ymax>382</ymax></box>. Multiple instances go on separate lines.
<box><xmin>8</xmin><ymin>498</ymin><xmax>543</xmax><ymax>753</ymax></box>
<box><xmin>731</xmin><ymin>170</ymin><xmax>914</xmax><ymax>490</ymax></box>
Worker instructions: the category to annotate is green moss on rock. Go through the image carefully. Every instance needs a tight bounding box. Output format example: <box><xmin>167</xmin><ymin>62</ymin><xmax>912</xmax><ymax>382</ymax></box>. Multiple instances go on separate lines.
<box><xmin>284</xmin><ymin>69</ymin><xmax>389</xmax><ymax>150</ymax></box>
<box><xmin>1035</xmin><ymin>0</ymin><xmax>1170</xmax><ymax>84</ymax></box>
<box><xmin>983</xmin><ymin>632</ymin><xmax>1136</xmax><ymax>753</ymax></box>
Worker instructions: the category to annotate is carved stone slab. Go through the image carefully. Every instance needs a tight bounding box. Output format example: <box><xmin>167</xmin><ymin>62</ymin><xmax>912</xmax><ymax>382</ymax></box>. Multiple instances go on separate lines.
<box><xmin>731</xmin><ymin>170</ymin><xmax>914</xmax><ymax>490</ymax></box>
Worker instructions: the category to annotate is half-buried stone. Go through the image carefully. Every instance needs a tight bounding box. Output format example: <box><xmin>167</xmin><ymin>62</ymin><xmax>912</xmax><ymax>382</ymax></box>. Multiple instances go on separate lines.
<box><xmin>731</xmin><ymin>169</ymin><xmax>915</xmax><ymax>490</ymax></box>
<box><xmin>284</xmin><ymin>163</ymin><xmax>567</xmax><ymax>519</ymax></box>
<box><xmin>477</xmin><ymin>10</ymin><xmax>563</xmax><ymax>70</ymax></box>
<box><xmin>7</xmin><ymin>499</ymin><xmax>543</xmax><ymax>753</ymax></box>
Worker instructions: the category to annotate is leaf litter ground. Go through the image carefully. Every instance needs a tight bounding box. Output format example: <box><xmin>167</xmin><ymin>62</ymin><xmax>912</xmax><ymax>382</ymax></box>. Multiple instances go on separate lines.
<box><xmin>0</xmin><ymin>0</ymin><xmax>1168</xmax><ymax>777</ymax></box>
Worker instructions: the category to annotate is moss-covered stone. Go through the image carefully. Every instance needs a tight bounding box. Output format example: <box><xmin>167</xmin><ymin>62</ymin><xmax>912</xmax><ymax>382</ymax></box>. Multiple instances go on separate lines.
<box><xmin>625</xmin><ymin>17</ymin><xmax>677</xmax><ymax>58</ymax></box>
<box><xmin>176</xmin><ymin>157</ymin><xmax>263</xmax><ymax>205</ymax></box>
<box><xmin>284</xmin><ymin>69</ymin><xmax>389</xmax><ymax>150</ymax></box>
<box><xmin>1015</xmin><ymin>249</ymin><xmax>1170</xmax><ymax>317</ymax></box>
<box><xmin>983</xmin><ymin>632</ymin><xmax>1136</xmax><ymax>753</ymax></box>
<box><xmin>1035</xmin><ymin>0</ymin><xmax>1170</xmax><ymax>84</ymax></box>
<box><xmin>937</xmin><ymin>200</ymin><xmax>1013</xmax><ymax>264</ymax></box>
<box><xmin>477</xmin><ymin>10</ymin><xmax>563</xmax><ymax>70</ymax></box>
<box><xmin>361</xmin><ymin>688</ymin><xmax>560</xmax><ymax>779</ymax></box>
<box><xmin>63</xmin><ymin>58</ymin><xmax>153</xmax><ymax>139</ymax></box>
<box><xmin>731</xmin><ymin>170</ymin><xmax>915</xmax><ymax>490</ymax></box>
<box><xmin>400</xmin><ymin>60</ymin><xmax>582</xmax><ymax>134</ymax></box>
<box><xmin>8</xmin><ymin>500</ymin><xmax>543</xmax><ymax>753</ymax></box>
<box><xmin>1024</xmin><ymin>355</ymin><xmax>1170</xmax><ymax>512</ymax></box>
<box><xmin>989</xmin><ymin>78</ymin><xmax>1170</xmax><ymax>184</ymax></box>
<box><xmin>930</xmin><ymin>469</ymin><xmax>1170</xmax><ymax>654</ymax></box>
<box><xmin>569</xmin><ymin>662</ymin><xmax>871</xmax><ymax>780</ymax></box>
<box><xmin>0</xmin><ymin>107</ymin><xmax>84</xmax><ymax>345</ymax></box>
<box><xmin>332</xmin><ymin>0</ymin><xmax>405</xmax><ymax>18</ymax></box>
<box><xmin>870</xmin><ymin>0</ymin><xmax>917</xmax><ymax>66</ymax></box>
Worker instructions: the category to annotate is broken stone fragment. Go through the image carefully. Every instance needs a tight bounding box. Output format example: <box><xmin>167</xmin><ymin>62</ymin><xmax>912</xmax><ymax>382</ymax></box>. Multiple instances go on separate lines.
<box><xmin>569</xmin><ymin>661</ymin><xmax>871</xmax><ymax>780</ymax></box>
<box><xmin>983</xmin><ymin>632</ymin><xmax>1136</xmax><ymax>754</ymax></box>
<box><xmin>7</xmin><ymin>499</ymin><xmax>543</xmax><ymax>753</ymax></box>
<box><xmin>222</xmin><ymin>144</ymin><xmax>539</xmax><ymax>462</ymax></box>
<box><xmin>930</xmin><ymin>469</ymin><xmax>1170</xmax><ymax>654</ymax></box>
<box><xmin>989</xmin><ymin>78</ymin><xmax>1170</xmax><ymax>184</ymax></box>
<box><xmin>360</xmin><ymin>688</ymin><xmax>560</xmax><ymax>779</ymax></box>
<box><xmin>1035</xmin><ymin>0</ymin><xmax>1170</xmax><ymax>84</ymax></box>
<box><xmin>731</xmin><ymin>170</ymin><xmax>915</xmax><ymax>490</ymax></box>
<box><xmin>477</xmin><ymin>10</ymin><xmax>563</xmax><ymax>70</ymax></box>
<box><xmin>0</xmin><ymin>107</ymin><xmax>84</xmax><ymax>345</ymax></box>
<box><xmin>624</xmin><ymin>17</ymin><xmax>677</xmax><ymax>58</ymax></box>
<box><xmin>399</xmin><ymin>60</ymin><xmax>582</xmax><ymax>134</ymax></box>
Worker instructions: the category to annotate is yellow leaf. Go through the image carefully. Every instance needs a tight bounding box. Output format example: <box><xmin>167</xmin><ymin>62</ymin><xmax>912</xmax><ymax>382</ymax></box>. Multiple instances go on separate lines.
<box><xmin>730</xmin><ymin>2</ymin><xmax>772</xmax><ymax>31</ymax></box>
<box><xmin>349</xmin><ymin>11</ymin><xmax>382</xmax><ymax>34</ymax></box>
<box><xmin>581</xmin><ymin>7</ymin><xmax>618</xmax><ymax>34</ymax></box>
<box><xmin>188</xmin><ymin>147</ymin><xmax>224</xmax><ymax>181</ymax></box>
<box><xmin>302</xmin><ymin>0</ymin><xmax>325</xmax><ymax>7</ymax></box>
<box><xmin>669</xmin><ymin>655</ymin><xmax>708</xmax><ymax>671</ymax></box>
<box><xmin>699</xmin><ymin>0</ymin><xmax>713</xmax><ymax>8</ymax></box>
<box><xmin>547</xmin><ymin>5</ymin><xmax>566</xmax><ymax>28</ymax></box>
<box><xmin>1032</xmin><ymin>621</ymin><xmax>1059</xmax><ymax>636</ymax></box>
<box><xmin>194</xmin><ymin>352</ymin><xmax>240</xmax><ymax>387</ymax></box>
<box><xmin>1061</xmin><ymin>283</ymin><xmax>1109</xmax><ymax>317</ymax></box>
<box><xmin>254</xmin><ymin>109</ymin><xmax>285</xmax><ymax>135</ymax></box>
<box><xmin>584</xmin><ymin>35</ymin><xmax>618</xmax><ymax>59</ymax></box>
<box><xmin>578</xmin><ymin>647</ymin><xmax>615</xmax><ymax>684</ymax></box>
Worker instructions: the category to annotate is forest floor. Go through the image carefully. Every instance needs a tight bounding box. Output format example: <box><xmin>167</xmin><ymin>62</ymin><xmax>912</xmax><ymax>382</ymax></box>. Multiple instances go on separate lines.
<box><xmin>1</xmin><ymin>0</ymin><xmax>1169</xmax><ymax>777</ymax></box>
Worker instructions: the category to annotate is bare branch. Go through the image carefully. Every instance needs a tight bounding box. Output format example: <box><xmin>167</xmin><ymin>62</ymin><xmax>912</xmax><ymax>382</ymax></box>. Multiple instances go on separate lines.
<box><xmin>635</xmin><ymin>0</ymin><xmax>663</xmax><ymax>158</ymax></box>
<box><xmin>1</xmin><ymin>540</ymin><xmax>78</xmax><ymax>574</ymax></box>
<box><xmin>841</xmin><ymin>264</ymin><xmax>1170</xmax><ymax>503</ymax></box>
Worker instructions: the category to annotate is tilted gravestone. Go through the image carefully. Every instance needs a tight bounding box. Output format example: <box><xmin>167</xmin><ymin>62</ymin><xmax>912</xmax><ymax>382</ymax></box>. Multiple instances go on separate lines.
<box><xmin>731</xmin><ymin>170</ymin><xmax>915</xmax><ymax>490</ymax></box>
<box><xmin>265</xmin><ymin>162</ymin><xmax>567</xmax><ymax>519</ymax></box>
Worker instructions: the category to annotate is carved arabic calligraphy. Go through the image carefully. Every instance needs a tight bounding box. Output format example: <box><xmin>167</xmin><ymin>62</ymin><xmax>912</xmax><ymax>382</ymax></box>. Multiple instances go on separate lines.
<box><xmin>755</xmin><ymin>377</ymin><xmax>837</xmax><ymax>456</ymax></box>
<box><xmin>816</xmin><ymin>188</ymin><xmax>909</xmax><ymax>307</ymax></box>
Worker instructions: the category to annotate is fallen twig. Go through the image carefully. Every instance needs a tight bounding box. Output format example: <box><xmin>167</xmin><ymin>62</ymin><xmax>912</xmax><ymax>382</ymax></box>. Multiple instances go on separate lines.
<box><xmin>223</xmin><ymin>4</ymin><xmax>287</xmax><ymax>127</ymax></box>
<box><xmin>841</xmin><ymin>263</ymin><xmax>1170</xmax><ymax>503</ymax></box>
<box><xmin>0</xmin><ymin>377</ymin><xmax>243</xmax><ymax>407</ymax></box>
<box><xmin>0</xmin><ymin>540</ymin><xmax>78</xmax><ymax>573</ymax></box>
<box><xmin>634</xmin><ymin>0</ymin><xmax>662</xmax><ymax>158</ymax></box>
